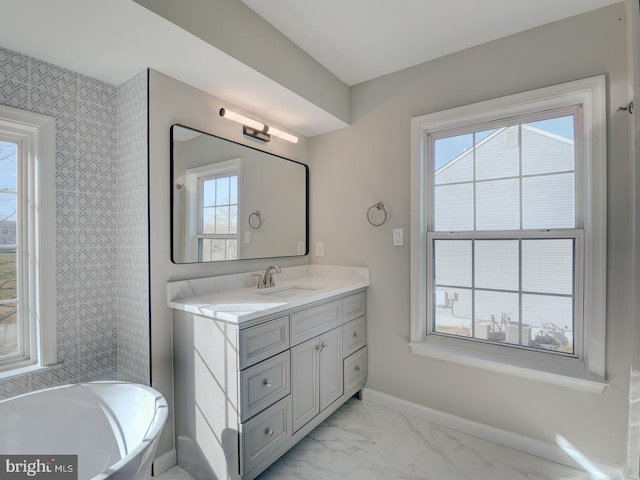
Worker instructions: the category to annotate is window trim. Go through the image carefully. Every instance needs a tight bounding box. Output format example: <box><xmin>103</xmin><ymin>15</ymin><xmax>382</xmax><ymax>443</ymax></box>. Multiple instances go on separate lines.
<box><xmin>409</xmin><ymin>76</ymin><xmax>607</xmax><ymax>392</ymax></box>
<box><xmin>0</xmin><ymin>106</ymin><xmax>56</xmax><ymax>374</ymax></box>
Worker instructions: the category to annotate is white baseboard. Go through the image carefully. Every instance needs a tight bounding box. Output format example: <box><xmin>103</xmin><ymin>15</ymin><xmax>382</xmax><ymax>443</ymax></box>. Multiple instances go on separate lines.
<box><xmin>153</xmin><ymin>449</ymin><xmax>177</xmax><ymax>477</ymax></box>
<box><xmin>363</xmin><ymin>388</ymin><xmax>629</xmax><ymax>480</ymax></box>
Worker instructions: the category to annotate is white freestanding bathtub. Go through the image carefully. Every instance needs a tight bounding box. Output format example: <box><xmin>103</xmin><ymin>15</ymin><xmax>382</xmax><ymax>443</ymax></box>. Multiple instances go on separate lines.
<box><xmin>0</xmin><ymin>381</ymin><xmax>168</xmax><ymax>480</ymax></box>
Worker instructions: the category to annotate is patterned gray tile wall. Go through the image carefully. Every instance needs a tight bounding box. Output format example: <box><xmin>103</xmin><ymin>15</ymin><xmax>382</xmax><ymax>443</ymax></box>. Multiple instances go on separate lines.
<box><xmin>117</xmin><ymin>71</ymin><xmax>150</xmax><ymax>384</ymax></box>
<box><xmin>0</xmin><ymin>46</ymin><xmax>118</xmax><ymax>399</ymax></box>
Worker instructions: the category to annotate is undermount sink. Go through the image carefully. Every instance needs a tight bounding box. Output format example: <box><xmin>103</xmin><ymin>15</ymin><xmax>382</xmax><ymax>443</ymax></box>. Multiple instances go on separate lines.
<box><xmin>255</xmin><ymin>285</ymin><xmax>320</xmax><ymax>298</ymax></box>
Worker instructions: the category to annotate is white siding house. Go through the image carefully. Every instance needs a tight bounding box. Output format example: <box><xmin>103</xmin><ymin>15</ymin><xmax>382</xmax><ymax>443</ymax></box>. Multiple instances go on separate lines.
<box><xmin>433</xmin><ymin>124</ymin><xmax>576</xmax><ymax>353</ymax></box>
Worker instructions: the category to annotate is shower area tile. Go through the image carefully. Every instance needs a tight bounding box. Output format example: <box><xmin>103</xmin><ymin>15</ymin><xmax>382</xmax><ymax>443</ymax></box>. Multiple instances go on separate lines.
<box><xmin>116</xmin><ymin>70</ymin><xmax>149</xmax><ymax>385</ymax></box>
<box><xmin>0</xmin><ymin>46</ymin><xmax>144</xmax><ymax>398</ymax></box>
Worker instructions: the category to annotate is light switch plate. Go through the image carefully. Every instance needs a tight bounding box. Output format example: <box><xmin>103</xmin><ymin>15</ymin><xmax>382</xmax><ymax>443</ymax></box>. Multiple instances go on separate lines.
<box><xmin>392</xmin><ymin>228</ymin><xmax>404</xmax><ymax>247</ymax></box>
<box><xmin>315</xmin><ymin>241</ymin><xmax>324</xmax><ymax>257</ymax></box>
<box><xmin>244</xmin><ymin>231</ymin><xmax>251</xmax><ymax>244</ymax></box>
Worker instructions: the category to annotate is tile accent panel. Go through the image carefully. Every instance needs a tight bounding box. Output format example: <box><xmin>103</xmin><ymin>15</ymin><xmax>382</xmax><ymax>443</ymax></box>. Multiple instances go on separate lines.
<box><xmin>116</xmin><ymin>71</ymin><xmax>150</xmax><ymax>384</ymax></box>
<box><xmin>0</xmin><ymin>46</ymin><xmax>118</xmax><ymax>399</ymax></box>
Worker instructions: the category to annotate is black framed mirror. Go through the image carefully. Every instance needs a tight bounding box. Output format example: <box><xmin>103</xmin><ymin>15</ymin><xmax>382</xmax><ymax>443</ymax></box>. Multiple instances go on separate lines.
<box><xmin>171</xmin><ymin>124</ymin><xmax>309</xmax><ymax>263</ymax></box>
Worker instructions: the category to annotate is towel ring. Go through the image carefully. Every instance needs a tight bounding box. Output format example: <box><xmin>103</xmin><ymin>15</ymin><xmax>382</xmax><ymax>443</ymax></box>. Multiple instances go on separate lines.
<box><xmin>248</xmin><ymin>211</ymin><xmax>262</xmax><ymax>229</ymax></box>
<box><xmin>367</xmin><ymin>202</ymin><xmax>387</xmax><ymax>227</ymax></box>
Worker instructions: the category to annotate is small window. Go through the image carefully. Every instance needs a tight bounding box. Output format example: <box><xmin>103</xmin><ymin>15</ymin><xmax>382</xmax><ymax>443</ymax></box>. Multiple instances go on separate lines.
<box><xmin>0</xmin><ymin>106</ymin><xmax>56</xmax><ymax>374</ymax></box>
<box><xmin>410</xmin><ymin>76</ymin><xmax>606</xmax><ymax>391</ymax></box>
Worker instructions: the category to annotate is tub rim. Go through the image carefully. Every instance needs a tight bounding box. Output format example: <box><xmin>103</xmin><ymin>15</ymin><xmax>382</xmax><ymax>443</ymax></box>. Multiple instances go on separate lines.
<box><xmin>0</xmin><ymin>380</ymin><xmax>169</xmax><ymax>480</ymax></box>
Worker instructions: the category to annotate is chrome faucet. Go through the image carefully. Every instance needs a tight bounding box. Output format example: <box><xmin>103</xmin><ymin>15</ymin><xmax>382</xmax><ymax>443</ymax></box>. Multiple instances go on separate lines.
<box><xmin>256</xmin><ymin>264</ymin><xmax>282</xmax><ymax>289</ymax></box>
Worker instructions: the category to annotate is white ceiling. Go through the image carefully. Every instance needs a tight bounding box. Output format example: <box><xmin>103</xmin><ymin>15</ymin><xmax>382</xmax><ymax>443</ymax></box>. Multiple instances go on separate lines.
<box><xmin>0</xmin><ymin>0</ymin><xmax>346</xmax><ymax>136</ymax></box>
<box><xmin>0</xmin><ymin>0</ymin><xmax>622</xmax><ymax>136</ymax></box>
<box><xmin>241</xmin><ymin>0</ymin><xmax>621</xmax><ymax>86</ymax></box>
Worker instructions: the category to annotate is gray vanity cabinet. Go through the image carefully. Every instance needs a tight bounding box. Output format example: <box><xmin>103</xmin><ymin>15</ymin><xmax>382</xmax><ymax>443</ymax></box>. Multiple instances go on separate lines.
<box><xmin>172</xmin><ymin>289</ymin><xmax>367</xmax><ymax>480</ymax></box>
<box><xmin>291</xmin><ymin>326</ymin><xmax>343</xmax><ymax>432</ymax></box>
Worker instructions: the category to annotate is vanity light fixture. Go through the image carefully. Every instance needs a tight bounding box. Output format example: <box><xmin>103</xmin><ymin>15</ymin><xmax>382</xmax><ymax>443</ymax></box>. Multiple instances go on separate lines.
<box><xmin>219</xmin><ymin>108</ymin><xmax>264</xmax><ymax>130</ymax></box>
<box><xmin>219</xmin><ymin>107</ymin><xmax>299</xmax><ymax>144</ymax></box>
<box><xmin>267</xmin><ymin>125</ymin><xmax>299</xmax><ymax>144</ymax></box>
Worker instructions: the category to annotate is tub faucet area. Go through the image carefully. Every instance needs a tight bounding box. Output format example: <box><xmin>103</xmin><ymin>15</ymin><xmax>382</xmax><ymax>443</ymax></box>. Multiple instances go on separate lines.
<box><xmin>256</xmin><ymin>264</ymin><xmax>282</xmax><ymax>289</ymax></box>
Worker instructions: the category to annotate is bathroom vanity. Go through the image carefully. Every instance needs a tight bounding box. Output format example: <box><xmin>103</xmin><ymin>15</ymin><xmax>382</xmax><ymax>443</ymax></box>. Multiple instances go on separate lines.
<box><xmin>167</xmin><ymin>265</ymin><xmax>369</xmax><ymax>480</ymax></box>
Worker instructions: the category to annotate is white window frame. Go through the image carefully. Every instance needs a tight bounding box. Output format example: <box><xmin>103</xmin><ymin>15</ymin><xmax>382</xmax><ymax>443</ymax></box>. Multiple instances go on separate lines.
<box><xmin>410</xmin><ymin>76</ymin><xmax>607</xmax><ymax>392</ymax></box>
<box><xmin>0</xmin><ymin>106</ymin><xmax>56</xmax><ymax>376</ymax></box>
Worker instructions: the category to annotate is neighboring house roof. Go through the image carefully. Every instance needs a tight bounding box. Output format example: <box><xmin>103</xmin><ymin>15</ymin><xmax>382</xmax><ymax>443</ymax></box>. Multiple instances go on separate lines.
<box><xmin>435</xmin><ymin>125</ymin><xmax>574</xmax><ymax>177</ymax></box>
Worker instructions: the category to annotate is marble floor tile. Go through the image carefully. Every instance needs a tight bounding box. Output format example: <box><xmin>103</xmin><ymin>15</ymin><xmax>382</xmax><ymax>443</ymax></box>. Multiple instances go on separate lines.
<box><xmin>154</xmin><ymin>398</ymin><xmax>597</xmax><ymax>480</ymax></box>
<box><xmin>368</xmin><ymin>410</ymin><xmax>496</xmax><ymax>480</ymax></box>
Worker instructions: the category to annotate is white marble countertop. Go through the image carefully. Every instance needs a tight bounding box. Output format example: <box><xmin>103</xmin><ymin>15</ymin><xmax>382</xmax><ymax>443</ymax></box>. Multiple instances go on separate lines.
<box><xmin>167</xmin><ymin>265</ymin><xmax>369</xmax><ymax>324</ymax></box>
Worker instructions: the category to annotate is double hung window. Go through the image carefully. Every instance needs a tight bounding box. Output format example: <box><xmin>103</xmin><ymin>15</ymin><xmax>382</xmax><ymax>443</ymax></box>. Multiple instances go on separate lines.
<box><xmin>431</xmin><ymin>111</ymin><xmax>580</xmax><ymax>355</ymax></box>
<box><xmin>410</xmin><ymin>77</ymin><xmax>606</xmax><ymax>391</ymax></box>
<box><xmin>0</xmin><ymin>106</ymin><xmax>56</xmax><ymax>374</ymax></box>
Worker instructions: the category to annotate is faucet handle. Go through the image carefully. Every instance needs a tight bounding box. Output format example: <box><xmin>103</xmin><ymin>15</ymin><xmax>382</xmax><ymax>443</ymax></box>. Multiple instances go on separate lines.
<box><xmin>252</xmin><ymin>273</ymin><xmax>264</xmax><ymax>289</ymax></box>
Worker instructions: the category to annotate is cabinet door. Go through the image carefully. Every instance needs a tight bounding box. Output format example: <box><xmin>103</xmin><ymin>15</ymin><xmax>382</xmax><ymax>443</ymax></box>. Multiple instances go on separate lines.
<box><xmin>319</xmin><ymin>327</ymin><xmax>343</xmax><ymax>411</ymax></box>
<box><xmin>291</xmin><ymin>338</ymin><xmax>320</xmax><ymax>432</ymax></box>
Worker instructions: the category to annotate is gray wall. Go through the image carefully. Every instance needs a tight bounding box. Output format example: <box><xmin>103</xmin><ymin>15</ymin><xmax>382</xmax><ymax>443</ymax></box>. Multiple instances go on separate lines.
<box><xmin>309</xmin><ymin>4</ymin><xmax>631</xmax><ymax>466</ymax></box>
<box><xmin>0</xmin><ymin>47</ymin><xmax>119</xmax><ymax>397</ymax></box>
<box><xmin>148</xmin><ymin>69</ymin><xmax>310</xmax><ymax>458</ymax></box>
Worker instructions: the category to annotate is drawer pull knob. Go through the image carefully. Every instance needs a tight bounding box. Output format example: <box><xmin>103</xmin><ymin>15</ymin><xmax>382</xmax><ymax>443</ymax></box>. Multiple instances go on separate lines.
<box><xmin>265</xmin><ymin>427</ymin><xmax>274</xmax><ymax>437</ymax></box>
<box><xmin>353</xmin><ymin>332</ymin><xmax>360</xmax><ymax>340</ymax></box>
<box><xmin>355</xmin><ymin>364</ymin><xmax>361</xmax><ymax>372</ymax></box>
<box><xmin>315</xmin><ymin>343</ymin><xmax>322</xmax><ymax>351</ymax></box>
<box><xmin>321</xmin><ymin>342</ymin><xmax>327</xmax><ymax>349</ymax></box>
<box><xmin>263</xmin><ymin>379</ymin><xmax>272</xmax><ymax>388</ymax></box>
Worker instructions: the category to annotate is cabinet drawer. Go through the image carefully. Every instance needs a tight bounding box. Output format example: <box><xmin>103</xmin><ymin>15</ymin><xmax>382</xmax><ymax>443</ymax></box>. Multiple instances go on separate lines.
<box><xmin>290</xmin><ymin>300</ymin><xmax>342</xmax><ymax>346</ymax></box>
<box><xmin>344</xmin><ymin>346</ymin><xmax>367</xmax><ymax>393</ymax></box>
<box><xmin>241</xmin><ymin>396</ymin><xmax>292</xmax><ymax>475</ymax></box>
<box><xmin>240</xmin><ymin>351</ymin><xmax>291</xmax><ymax>422</ymax></box>
<box><xmin>342</xmin><ymin>292</ymin><xmax>366</xmax><ymax>324</ymax></box>
<box><xmin>239</xmin><ymin>316</ymin><xmax>289</xmax><ymax>369</ymax></box>
<box><xmin>343</xmin><ymin>316</ymin><xmax>366</xmax><ymax>357</ymax></box>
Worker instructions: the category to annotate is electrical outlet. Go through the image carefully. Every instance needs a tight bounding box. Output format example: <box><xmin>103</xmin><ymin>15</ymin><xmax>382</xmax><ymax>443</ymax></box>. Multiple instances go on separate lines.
<box><xmin>315</xmin><ymin>241</ymin><xmax>324</xmax><ymax>257</ymax></box>
<box><xmin>297</xmin><ymin>242</ymin><xmax>305</xmax><ymax>255</ymax></box>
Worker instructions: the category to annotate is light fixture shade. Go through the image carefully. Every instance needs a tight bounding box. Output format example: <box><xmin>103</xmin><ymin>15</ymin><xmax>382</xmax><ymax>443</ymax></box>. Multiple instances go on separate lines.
<box><xmin>219</xmin><ymin>107</ymin><xmax>299</xmax><ymax>144</ymax></box>
<box><xmin>267</xmin><ymin>126</ymin><xmax>299</xmax><ymax>144</ymax></box>
<box><xmin>219</xmin><ymin>108</ymin><xmax>265</xmax><ymax>131</ymax></box>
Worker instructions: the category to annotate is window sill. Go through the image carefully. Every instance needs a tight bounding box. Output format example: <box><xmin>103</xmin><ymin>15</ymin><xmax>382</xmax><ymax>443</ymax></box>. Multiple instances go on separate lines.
<box><xmin>409</xmin><ymin>338</ymin><xmax>608</xmax><ymax>394</ymax></box>
<box><xmin>0</xmin><ymin>362</ymin><xmax>58</xmax><ymax>381</ymax></box>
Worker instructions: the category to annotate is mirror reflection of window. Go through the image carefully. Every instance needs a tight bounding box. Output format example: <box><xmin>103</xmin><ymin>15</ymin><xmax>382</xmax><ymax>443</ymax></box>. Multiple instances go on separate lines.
<box><xmin>182</xmin><ymin>157</ymin><xmax>240</xmax><ymax>262</ymax></box>
<box><xmin>198</xmin><ymin>173</ymin><xmax>239</xmax><ymax>261</ymax></box>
